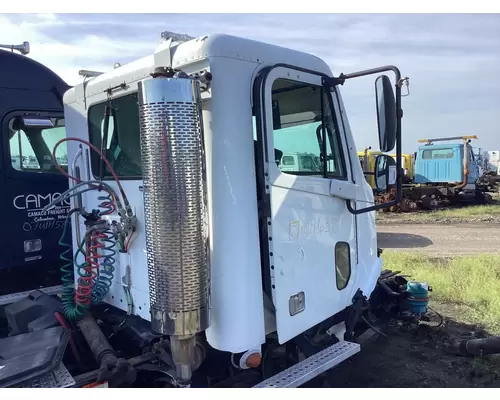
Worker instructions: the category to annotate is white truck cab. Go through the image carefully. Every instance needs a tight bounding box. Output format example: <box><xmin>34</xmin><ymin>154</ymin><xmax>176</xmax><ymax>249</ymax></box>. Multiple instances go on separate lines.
<box><xmin>52</xmin><ymin>31</ymin><xmax>405</xmax><ymax>387</ymax></box>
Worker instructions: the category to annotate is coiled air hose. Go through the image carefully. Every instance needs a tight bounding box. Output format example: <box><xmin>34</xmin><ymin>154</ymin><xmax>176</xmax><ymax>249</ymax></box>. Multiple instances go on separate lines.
<box><xmin>59</xmin><ymin>209</ymin><xmax>89</xmax><ymax>320</ymax></box>
<box><xmin>59</xmin><ymin>212</ymin><xmax>117</xmax><ymax>320</ymax></box>
<box><xmin>46</xmin><ymin>137</ymin><xmax>134</xmax><ymax>320</ymax></box>
<box><xmin>89</xmin><ymin>225</ymin><xmax>117</xmax><ymax>304</ymax></box>
<box><xmin>60</xmin><ymin>222</ymin><xmax>117</xmax><ymax>320</ymax></box>
<box><xmin>54</xmin><ymin>185</ymin><xmax>118</xmax><ymax>320</ymax></box>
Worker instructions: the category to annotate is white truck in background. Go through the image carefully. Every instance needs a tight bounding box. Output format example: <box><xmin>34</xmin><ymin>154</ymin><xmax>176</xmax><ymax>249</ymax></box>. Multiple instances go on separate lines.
<box><xmin>484</xmin><ymin>150</ymin><xmax>500</xmax><ymax>175</ymax></box>
<box><xmin>279</xmin><ymin>152</ymin><xmax>321</xmax><ymax>173</ymax></box>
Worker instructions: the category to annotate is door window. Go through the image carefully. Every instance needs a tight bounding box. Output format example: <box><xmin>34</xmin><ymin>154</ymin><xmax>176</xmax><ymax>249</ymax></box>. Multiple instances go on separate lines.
<box><xmin>270</xmin><ymin>78</ymin><xmax>346</xmax><ymax>179</ymax></box>
<box><xmin>88</xmin><ymin>93</ymin><xmax>142</xmax><ymax>179</ymax></box>
<box><xmin>8</xmin><ymin>118</ymin><xmax>67</xmax><ymax>174</ymax></box>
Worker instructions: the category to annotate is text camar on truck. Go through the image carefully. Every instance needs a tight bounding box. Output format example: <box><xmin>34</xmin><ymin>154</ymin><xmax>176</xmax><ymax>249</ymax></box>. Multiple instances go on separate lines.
<box><xmin>0</xmin><ymin>33</ymin><xmax>433</xmax><ymax>389</ymax></box>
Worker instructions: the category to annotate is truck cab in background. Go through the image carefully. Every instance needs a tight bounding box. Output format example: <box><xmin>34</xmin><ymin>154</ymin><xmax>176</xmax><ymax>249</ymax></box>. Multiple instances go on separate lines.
<box><xmin>414</xmin><ymin>136</ymin><xmax>480</xmax><ymax>188</ymax></box>
<box><xmin>279</xmin><ymin>152</ymin><xmax>322</xmax><ymax>173</ymax></box>
<box><xmin>0</xmin><ymin>44</ymin><xmax>70</xmax><ymax>300</ymax></box>
<box><xmin>388</xmin><ymin>152</ymin><xmax>414</xmax><ymax>183</ymax></box>
<box><xmin>358</xmin><ymin>147</ymin><xmax>399</xmax><ymax>190</ymax></box>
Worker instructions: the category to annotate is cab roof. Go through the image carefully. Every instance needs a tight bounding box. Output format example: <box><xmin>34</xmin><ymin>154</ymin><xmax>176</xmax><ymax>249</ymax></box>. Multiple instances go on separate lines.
<box><xmin>0</xmin><ymin>49</ymin><xmax>69</xmax><ymax>94</ymax></box>
<box><xmin>64</xmin><ymin>33</ymin><xmax>333</xmax><ymax>102</ymax></box>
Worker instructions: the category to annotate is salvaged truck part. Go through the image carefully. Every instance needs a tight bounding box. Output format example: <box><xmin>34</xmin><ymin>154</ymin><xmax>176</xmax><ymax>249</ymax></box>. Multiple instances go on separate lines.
<box><xmin>377</xmin><ymin>135</ymin><xmax>493</xmax><ymax>212</ymax></box>
<box><xmin>0</xmin><ymin>31</ymin><xmax>426</xmax><ymax>388</ymax></box>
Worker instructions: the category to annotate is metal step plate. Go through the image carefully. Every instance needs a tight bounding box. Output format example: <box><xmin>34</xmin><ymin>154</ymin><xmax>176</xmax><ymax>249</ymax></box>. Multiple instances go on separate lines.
<box><xmin>0</xmin><ymin>285</ymin><xmax>63</xmax><ymax>306</ymax></box>
<box><xmin>17</xmin><ymin>363</ymin><xmax>75</xmax><ymax>388</ymax></box>
<box><xmin>253</xmin><ymin>341</ymin><xmax>360</xmax><ymax>388</ymax></box>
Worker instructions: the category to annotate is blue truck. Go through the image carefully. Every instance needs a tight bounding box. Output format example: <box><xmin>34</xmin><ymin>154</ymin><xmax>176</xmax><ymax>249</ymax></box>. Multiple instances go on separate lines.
<box><xmin>0</xmin><ymin>42</ymin><xmax>70</xmax><ymax>302</ymax></box>
<box><xmin>414</xmin><ymin>135</ymin><xmax>480</xmax><ymax>185</ymax></box>
<box><xmin>396</xmin><ymin>135</ymin><xmax>491</xmax><ymax>211</ymax></box>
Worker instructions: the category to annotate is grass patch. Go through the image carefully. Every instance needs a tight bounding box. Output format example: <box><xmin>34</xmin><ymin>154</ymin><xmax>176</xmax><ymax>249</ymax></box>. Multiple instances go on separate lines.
<box><xmin>436</xmin><ymin>204</ymin><xmax>500</xmax><ymax>217</ymax></box>
<box><xmin>377</xmin><ymin>204</ymin><xmax>500</xmax><ymax>224</ymax></box>
<box><xmin>382</xmin><ymin>251</ymin><xmax>500</xmax><ymax>334</ymax></box>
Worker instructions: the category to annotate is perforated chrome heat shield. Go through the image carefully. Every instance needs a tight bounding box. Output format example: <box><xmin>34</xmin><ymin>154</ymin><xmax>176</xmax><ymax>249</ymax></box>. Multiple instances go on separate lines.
<box><xmin>138</xmin><ymin>77</ymin><xmax>210</xmax><ymax>336</ymax></box>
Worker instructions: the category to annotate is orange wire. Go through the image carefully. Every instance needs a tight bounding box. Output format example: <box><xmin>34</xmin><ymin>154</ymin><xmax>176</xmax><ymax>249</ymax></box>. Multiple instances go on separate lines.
<box><xmin>124</xmin><ymin>231</ymin><xmax>135</xmax><ymax>252</ymax></box>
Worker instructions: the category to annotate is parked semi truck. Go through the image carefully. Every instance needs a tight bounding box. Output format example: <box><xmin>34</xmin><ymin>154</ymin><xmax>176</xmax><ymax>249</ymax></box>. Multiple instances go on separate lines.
<box><xmin>476</xmin><ymin>150</ymin><xmax>500</xmax><ymax>192</ymax></box>
<box><xmin>485</xmin><ymin>150</ymin><xmax>500</xmax><ymax>175</ymax></box>
<box><xmin>0</xmin><ymin>42</ymin><xmax>71</xmax><ymax>299</ymax></box>
<box><xmin>388</xmin><ymin>135</ymin><xmax>492</xmax><ymax>211</ymax></box>
<box><xmin>0</xmin><ymin>31</ymin><xmax>433</xmax><ymax>389</ymax></box>
<box><xmin>360</xmin><ymin>136</ymin><xmax>494</xmax><ymax>213</ymax></box>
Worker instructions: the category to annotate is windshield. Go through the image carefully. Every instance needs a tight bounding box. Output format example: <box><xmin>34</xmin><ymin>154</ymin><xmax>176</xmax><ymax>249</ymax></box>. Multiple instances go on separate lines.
<box><xmin>9</xmin><ymin>118</ymin><xmax>67</xmax><ymax>173</ymax></box>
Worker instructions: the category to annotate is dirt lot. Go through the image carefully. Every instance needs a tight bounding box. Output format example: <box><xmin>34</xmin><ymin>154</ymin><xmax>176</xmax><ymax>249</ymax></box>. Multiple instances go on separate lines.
<box><xmin>326</xmin><ymin>215</ymin><xmax>500</xmax><ymax>388</ymax></box>
<box><xmin>329</xmin><ymin>320</ymin><xmax>500</xmax><ymax>388</ymax></box>
<box><xmin>377</xmin><ymin>224</ymin><xmax>500</xmax><ymax>256</ymax></box>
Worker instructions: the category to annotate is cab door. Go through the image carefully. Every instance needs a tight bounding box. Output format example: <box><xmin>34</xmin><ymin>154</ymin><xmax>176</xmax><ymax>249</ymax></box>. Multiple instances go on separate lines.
<box><xmin>467</xmin><ymin>146</ymin><xmax>480</xmax><ymax>184</ymax></box>
<box><xmin>1</xmin><ymin>112</ymin><xmax>69</xmax><ymax>291</ymax></box>
<box><xmin>254</xmin><ymin>66</ymin><xmax>360</xmax><ymax>344</ymax></box>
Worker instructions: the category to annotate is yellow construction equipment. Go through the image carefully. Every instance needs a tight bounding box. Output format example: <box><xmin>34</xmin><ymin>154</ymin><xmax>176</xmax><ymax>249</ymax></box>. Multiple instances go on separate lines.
<box><xmin>388</xmin><ymin>153</ymin><xmax>414</xmax><ymax>181</ymax></box>
<box><xmin>358</xmin><ymin>147</ymin><xmax>384</xmax><ymax>189</ymax></box>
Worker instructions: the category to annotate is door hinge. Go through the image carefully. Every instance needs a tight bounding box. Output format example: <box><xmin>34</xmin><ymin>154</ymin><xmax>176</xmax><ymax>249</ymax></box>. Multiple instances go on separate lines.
<box><xmin>258</xmin><ymin>197</ymin><xmax>271</xmax><ymax>219</ymax></box>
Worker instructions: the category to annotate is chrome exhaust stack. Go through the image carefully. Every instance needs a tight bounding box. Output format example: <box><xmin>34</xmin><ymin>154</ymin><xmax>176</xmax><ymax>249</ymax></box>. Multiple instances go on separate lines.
<box><xmin>138</xmin><ymin>73</ymin><xmax>210</xmax><ymax>383</ymax></box>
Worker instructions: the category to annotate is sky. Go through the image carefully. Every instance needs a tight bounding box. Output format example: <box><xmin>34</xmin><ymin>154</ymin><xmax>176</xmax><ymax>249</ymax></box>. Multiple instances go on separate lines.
<box><xmin>1</xmin><ymin>13</ymin><xmax>499</xmax><ymax>154</ymax></box>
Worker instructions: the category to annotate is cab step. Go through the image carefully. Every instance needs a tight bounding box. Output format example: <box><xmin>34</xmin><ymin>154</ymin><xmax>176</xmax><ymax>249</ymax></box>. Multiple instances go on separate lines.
<box><xmin>0</xmin><ymin>285</ymin><xmax>63</xmax><ymax>306</ymax></box>
<box><xmin>17</xmin><ymin>363</ymin><xmax>75</xmax><ymax>388</ymax></box>
<box><xmin>253</xmin><ymin>340</ymin><xmax>360</xmax><ymax>388</ymax></box>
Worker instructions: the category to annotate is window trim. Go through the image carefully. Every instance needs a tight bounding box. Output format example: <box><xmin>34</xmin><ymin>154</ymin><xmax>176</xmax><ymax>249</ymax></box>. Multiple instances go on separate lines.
<box><xmin>330</xmin><ymin>87</ymin><xmax>359</xmax><ymax>259</ymax></box>
<box><xmin>331</xmin><ymin>89</ymin><xmax>356</xmax><ymax>183</ymax></box>
<box><xmin>87</xmin><ymin>92</ymin><xmax>142</xmax><ymax>181</ymax></box>
<box><xmin>322</xmin><ymin>87</ymin><xmax>350</xmax><ymax>181</ymax></box>
<box><xmin>264</xmin><ymin>69</ymin><xmax>349</xmax><ymax>182</ymax></box>
<box><xmin>2</xmin><ymin>110</ymin><xmax>65</xmax><ymax>177</ymax></box>
<box><xmin>253</xmin><ymin>64</ymin><xmax>358</xmax><ymax>202</ymax></box>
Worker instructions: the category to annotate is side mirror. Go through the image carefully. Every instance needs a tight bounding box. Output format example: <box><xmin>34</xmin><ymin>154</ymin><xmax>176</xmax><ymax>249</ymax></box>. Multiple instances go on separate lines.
<box><xmin>375</xmin><ymin>75</ymin><xmax>397</xmax><ymax>152</ymax></box>
<box><xmin>335</xmin><ymin>64</ymin><xmax>404</xmax><ymax>215</ymax></box>
<box><xmin>374</xmin><ymin>154</ymin><xmax>396</xmax><ymax>192</ymax></box>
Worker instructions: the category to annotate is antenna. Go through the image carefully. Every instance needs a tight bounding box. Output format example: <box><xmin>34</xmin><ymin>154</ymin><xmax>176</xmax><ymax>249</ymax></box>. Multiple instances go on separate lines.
<box><xmin>160</xmin><ymin>31</ymin><xmax>195</xmax><ymax>44</ymax></box>
<box><xmin>78</xmin><ymin>69</ymin><xmax>104</xmax><ymax>78</ymax></box>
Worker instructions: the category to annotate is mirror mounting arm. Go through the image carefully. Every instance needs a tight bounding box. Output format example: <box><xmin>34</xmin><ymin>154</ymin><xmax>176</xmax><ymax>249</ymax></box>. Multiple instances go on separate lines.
<box><xmin>322</xmin><ymin>75</ymin><xmax>346</xmax><ymax>91</ymax></box>
<box><xmin>341</xmin><ymin>65</ymin><xmax>402</xmax><ymax>83</ymax></box>
<box><xmin>326</xmin><ymin>66</ymin><xmax>403</xmax><ymax>88</ymax></box>
<box><xmin>334</xmin><ymin>65</ymin><xmax>403</xmax><ymax>215</ymax></box>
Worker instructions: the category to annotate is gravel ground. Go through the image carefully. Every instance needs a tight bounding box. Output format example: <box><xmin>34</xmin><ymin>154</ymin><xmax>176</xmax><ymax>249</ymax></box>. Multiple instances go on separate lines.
<box><xmin>376</xmin><ymin>223</ymin><xmax>500</xmax><ymax>256</ymax></box>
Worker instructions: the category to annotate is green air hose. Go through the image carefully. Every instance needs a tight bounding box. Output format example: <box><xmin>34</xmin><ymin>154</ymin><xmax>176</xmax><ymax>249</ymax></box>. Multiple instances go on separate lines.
<box><xmin>59</xmin><ymin>211</ymin><xmax>90</xmax><ymax>320</ymax></box>
<box><xmin>59</xmin><ymin>209</ymin><xmax>117</xmax><ymax>321</ymax></box>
